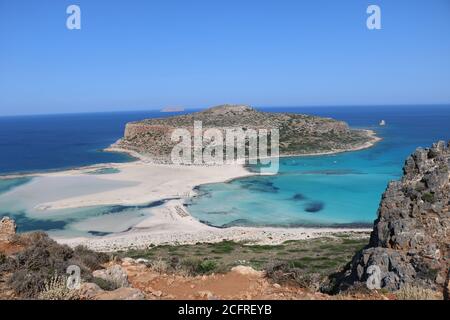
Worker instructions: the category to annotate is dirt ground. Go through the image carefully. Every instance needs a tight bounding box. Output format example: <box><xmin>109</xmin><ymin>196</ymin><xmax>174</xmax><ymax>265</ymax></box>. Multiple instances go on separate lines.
<box><xmin>121</xmin><ymin>260</ymin><xmax>390</xmax><ymax>300</ymax></box>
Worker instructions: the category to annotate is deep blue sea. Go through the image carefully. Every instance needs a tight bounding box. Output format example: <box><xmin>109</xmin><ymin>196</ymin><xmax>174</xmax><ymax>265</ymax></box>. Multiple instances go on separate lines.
<box><xmin>0</xmin><ymin>110</ymin><xmax>192</xmax><ymax>174</ymax></box>
<box><xmin>0</xmin><ymin>105</ymin><xmax>449</xmax><ymax>234</ymax></box>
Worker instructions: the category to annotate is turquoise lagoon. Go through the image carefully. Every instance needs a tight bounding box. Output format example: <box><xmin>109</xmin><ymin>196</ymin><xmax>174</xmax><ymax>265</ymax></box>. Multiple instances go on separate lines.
<box><xmin>187</xmin><ymin>105</ymin><xmax>450</xmax><ymax>228</ymax></box>
<box><xmin>1</xmin><ymin>106</ymin><xmax>450</xmax><ymax>235</ymax></box>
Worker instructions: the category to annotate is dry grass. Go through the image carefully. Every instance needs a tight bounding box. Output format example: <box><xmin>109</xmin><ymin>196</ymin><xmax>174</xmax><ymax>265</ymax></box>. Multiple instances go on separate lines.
<box><xmin>37</xmin><ymin>274</ymin><xmax>80</xmax><ymax>300</ymax></box>
<box><xmin>395</xmin><ymin>284</ymin><xmax>442</xmax><ymax>300</ymax></box>
<box><xmin>149</xmin><ymin>258</ymin><xmax>169</xmax><ymax>274</ymax></box>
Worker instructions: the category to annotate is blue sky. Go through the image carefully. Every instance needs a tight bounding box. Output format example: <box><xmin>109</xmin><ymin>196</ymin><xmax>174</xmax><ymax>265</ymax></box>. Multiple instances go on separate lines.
<box><xmin>0</xmin><ymin>0</ymin><xmax>449</xmax><ymax>116</ymax></box>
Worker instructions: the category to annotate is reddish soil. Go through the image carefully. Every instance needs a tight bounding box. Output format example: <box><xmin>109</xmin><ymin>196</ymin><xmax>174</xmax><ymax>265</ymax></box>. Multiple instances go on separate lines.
<box><xmin>122</xmin><ymin>262</ymin><xmax>389</xmax><ymax>300</ymax></box>
<box><xmin>0</xmin><ymin>240</ymin><xmax>24</xmax><ymax>255</ymax></box>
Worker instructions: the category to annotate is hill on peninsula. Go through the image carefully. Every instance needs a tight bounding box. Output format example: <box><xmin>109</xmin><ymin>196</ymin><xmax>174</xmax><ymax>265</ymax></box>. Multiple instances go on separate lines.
<box><xmin>111</xmin><ymin>105</ymin><xmax>379</xmax><ymax>163</ymax></box>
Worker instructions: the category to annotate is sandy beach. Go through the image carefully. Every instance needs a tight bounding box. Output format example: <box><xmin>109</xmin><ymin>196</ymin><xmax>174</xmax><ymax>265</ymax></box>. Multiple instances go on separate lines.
<box><xmin>58</xmin><ymin>199</ymin><xmax>371</xmax><ymax>252</ymax></box>
<box><xmin>0</xmin><ymin>159</ymin><xmax>372</xmax><ymax>251</ymax></box>
<box><xmin>22</xmin><ymin>161</ymin><xmax>254</xmax><ymax>211</ymax></box>
<box><xmin>0</xmin><ymin>131</ymin><xmax>379</xmax><ymax>251</ymax></box>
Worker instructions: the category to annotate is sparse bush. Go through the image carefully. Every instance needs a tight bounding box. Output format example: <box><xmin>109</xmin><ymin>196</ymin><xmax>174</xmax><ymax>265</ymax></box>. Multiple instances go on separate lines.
<box><xmin>37</xmin><ymin>274</ymin><xmax>79</xmax><ymax>300</ymax></box>
<box><xmin>395</xmin><ymin>284</ymin><xmax>441</xmax><ymax>300</ymax></box>
<box><xmin>149</xmin><ymin>257</ymin><xmax>169</xmax><ymax>274</ymax></box>
<box><xmin>210</xmin><ymin>241</ymin><xmax>235</xmax><ymax>254</ymax></box>
<box><xmin>92</xmin><ymin>277</ymin><xmax>119</xmax><ymax>291</ymax></box>
<box><xmin>198</xmin><ymin>260</ymin><xmax>217</xmax><ymax>274</ymax></box>
<box><xmin>169</xmin><ymin>256</ymin><xmax>181</xmax><ymax>269</ymax></box>
<box><xmin>421</xmin><ymin>192</ymin><xmax>435</xmax><ymax>203</ymax></box>
<box><xmin>338</xmin><ymin>281</ymin><xmax>373</xmax><ymax>296</ymax></box>
<box><xmin>292</xmin><ymin>273</ymin><xmax>323</xmax><ymax>291</ymax></box>
<box><xmin>265</xmin><ymin>262</ymin><xmax>299</xmax><ymax>283</ymax></box>
<box><xmin>73</xmin><ymin>245</ymin><xmax>110</xmax><ymax>270</ymax></box>
<box><xmin>5</xmin><ymin>232</ymin><xmax>111</xmax><ymax>298</ymax></box>
<box><xmin>264</xmin><ymin>262</ymin><xmax>323</xmax><ymax>291</ymax></box>
<box><xmin>180</xmin><ymin>258</ymin><xmax>218</xmax><ymax>275</ymax></box>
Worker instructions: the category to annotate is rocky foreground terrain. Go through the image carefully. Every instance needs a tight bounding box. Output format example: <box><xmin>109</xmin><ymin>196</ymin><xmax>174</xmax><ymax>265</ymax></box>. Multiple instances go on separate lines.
<box><xmin>112</xmin><ymin>104</ymin><xmax>377</xmax><ymax>162</ymax></box>
<box><xmin>336</xmin><ymin>141</ymin><xmax>450</xmax><ymax>295</ymax></box>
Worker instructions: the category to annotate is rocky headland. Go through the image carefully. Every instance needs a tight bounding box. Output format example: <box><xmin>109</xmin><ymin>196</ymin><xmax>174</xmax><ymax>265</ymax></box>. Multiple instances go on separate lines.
<box><xmin>336</xmin><ymin>141</ymin><xmax>450</xmax><ymax>296</ymax></box>
<box><xmin>110</xmin><ymin>104</ymin><xmax>379</xmax><ymax>162</ymax></box>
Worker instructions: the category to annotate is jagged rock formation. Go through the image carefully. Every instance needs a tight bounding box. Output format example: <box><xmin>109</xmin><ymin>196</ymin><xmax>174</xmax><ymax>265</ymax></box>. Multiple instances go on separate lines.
<box><xmin>0</xmin><ymin>217</ymin><xmax>16</xmax><ymax>242</ymax></box>
<box><xmin>337</xmin><ymin>141</ymin><xmax>450</xmax><ymax>293</ymax></box>
<box><xmin>112</xmin><ymin>104</ymin><xmax>376</xmax><ymax>162</ymax></box>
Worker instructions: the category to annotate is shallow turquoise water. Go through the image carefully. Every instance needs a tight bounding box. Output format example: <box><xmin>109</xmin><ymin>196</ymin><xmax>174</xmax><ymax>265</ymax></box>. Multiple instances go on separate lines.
<box><xmin>187</xmin><ymin>105</ymin><xmax>450</xmax><ymax>227</ymax></box>
<box><xmin>0</xmin><ymin>175</ymin><xmax>160</xmax><ymax>236</ymax></box>
<box><xmin>0</xmin><ymin>175</ymin><xmax>169</xmax><ymax>236</ymax></box>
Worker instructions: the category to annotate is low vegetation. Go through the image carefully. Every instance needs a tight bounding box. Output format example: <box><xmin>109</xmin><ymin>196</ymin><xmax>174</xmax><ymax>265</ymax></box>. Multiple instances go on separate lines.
<box><xmin>37</xmin><ymin>274</ymin><xmax>80</xmax><ymax>300</ymax></box>
<box><xmin>119</xmin><ymin>233</ymin><xmax>369</xmax><ymax>289</ymax></box>
<box><xmin>395</xmin><ymin>284</ymin><xmax>442</xmax><ymax>300</ymax></box>
<box><xmin>0</xmin><ymin>232</ymin><xmax>110</xmax><ymax>298</ymax></box>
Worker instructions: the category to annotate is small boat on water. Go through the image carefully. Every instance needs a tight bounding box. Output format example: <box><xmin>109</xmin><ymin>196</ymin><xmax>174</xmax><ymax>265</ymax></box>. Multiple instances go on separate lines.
<box><xmin>379</xmin><ymin>120</ymin><xmax>386</xmax><ymax>126</ymax></box>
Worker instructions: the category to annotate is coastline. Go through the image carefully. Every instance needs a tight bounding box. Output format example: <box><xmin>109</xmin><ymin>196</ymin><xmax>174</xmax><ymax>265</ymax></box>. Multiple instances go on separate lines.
<box><xmin>0</xmin><ymin>129</ymin><xmax>381</xmax><ymax>251</ymax></box>
<box><xmin>280</xmin><ymin>129</ymin><xmax>382</xmax><ymax>158</ymax></box>
<box><xmin>57</xmin><ymin>204</ymin><xmax>372</xmax><ymax>252</ymax></box>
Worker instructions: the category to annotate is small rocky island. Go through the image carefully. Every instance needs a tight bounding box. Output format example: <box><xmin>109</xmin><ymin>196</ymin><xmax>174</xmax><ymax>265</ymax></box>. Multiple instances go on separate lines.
<box><xmin>111</xmin><ymin>105</ymin><xmax>379</xmax><ymax>162</ymax></box>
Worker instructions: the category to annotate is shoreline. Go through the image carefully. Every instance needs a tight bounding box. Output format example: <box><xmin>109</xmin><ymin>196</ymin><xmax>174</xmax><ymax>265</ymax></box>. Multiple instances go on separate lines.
<box><xmin>0</xmin><ymin>160</ymin><xmax>374</xmax><ymax>251</ymax></box>
<box><xmin>279</xmin><ymin>129</ymin><xmax>382</xmax><ymax>158</ymax></box>
<box><xmin>0</xmin><ymin>129</ymin><xmax>381</xmax><ymax>251</ymax></box>
<box><xmin>56</xmin><ymin>198</ymin><xmax>372</xmax><ymax>252</ymax></box>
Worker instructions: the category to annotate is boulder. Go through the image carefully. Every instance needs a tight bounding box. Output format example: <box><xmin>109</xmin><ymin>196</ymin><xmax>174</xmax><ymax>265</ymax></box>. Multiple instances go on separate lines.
<box><xmin>337</xmin><ymin>141</ymin><xmax>450</xmax><ymax>294</ymax></box>
<box><xmin>93</xmin><ymin>265</ymin><xmax>130</xmax><ymax>288</ymax></box>
<box><xmin>0</xmin><ymin>217</ymin><xmax>16</xmax><ymax>241</ymax></box>
<box><xmin>78</xmin><ymin>283</ymin><xmax>103</xmax><ymax>300</ymax></box>
<box><xmin>231</xmin><ymin>265</ymin><xmax>264</xmax><ymax>278</ymax></box>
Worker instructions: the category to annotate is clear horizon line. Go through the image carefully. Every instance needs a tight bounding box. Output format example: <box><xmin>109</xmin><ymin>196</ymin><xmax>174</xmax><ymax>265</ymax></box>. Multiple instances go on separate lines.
<box><xmin>1</xmin><ymin>103</ymin><xmax>450</xmax><ymax>118</ymax></box>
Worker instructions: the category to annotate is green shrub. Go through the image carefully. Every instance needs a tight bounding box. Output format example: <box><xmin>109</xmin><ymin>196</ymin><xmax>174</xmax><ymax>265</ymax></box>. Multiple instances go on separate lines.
<box><xmin>198</xmin><ymin>260</ymin><xmax>217</xmax><ymax>273</ymax></box>
<box><xmin>180</xmin><ymin>258</ymin><xmax>218</xmax><ymax>275</ymax></box>
<box><xmin>92</xmin><ymin>277</ymin><xmax>119</xmax><ymax>291</ymax></box>
<box><xmin>421</xmin><ymin>192</ymin><xmax>435</xmax><ymax>203</ymax></box>
<box><xmin>210</xmin><ymin>241</ymin><xmax>236</xmax><ymax>254</ymax></box>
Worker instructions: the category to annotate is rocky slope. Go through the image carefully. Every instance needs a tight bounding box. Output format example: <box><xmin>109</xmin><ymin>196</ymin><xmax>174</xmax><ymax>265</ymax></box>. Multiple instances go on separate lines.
<box><xmin>0</xmin><ymin>219</ymin><xmax>444</xmax><ymax>300</ymax></box>
<box><xmin>336</xmin><ymin>141</ymin><xmax>450</xmax><ymax>294</ymax></box>
<box><xmin>112</xmin><ymin>105</ymin><xmax>377</xmax><ymax>162</ymax></box>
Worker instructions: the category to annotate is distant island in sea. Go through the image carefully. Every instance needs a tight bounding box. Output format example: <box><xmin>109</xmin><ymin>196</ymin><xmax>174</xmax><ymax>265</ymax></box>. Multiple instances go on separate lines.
<box><xmin>160</xmin><ymin>107</ymin><xmax>185</xmax><ymax>113</ymax></box>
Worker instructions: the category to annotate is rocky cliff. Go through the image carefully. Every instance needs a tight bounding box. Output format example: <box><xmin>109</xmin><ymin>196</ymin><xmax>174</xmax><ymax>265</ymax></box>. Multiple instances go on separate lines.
<box><xmin>112</xmin><ymin>105</ymin><xmax>377</xmax><ymax>162</ymax></box>
<box><xmin>337</xmin><ymin>141</ymin><xmax>450</xmax><ymax>293</ymax></box>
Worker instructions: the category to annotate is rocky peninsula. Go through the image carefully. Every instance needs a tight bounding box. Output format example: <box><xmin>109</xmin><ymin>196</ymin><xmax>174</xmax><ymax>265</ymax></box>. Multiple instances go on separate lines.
<box><xmin>110</xmin><ymin>104</ymin><xmax>380</xmax><ymax>162</ymax></box>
